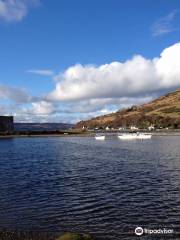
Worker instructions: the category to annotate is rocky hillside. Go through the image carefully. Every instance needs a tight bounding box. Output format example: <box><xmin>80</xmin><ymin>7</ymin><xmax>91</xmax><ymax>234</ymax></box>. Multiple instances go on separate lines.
<box><xmin>76</xmin><ymin>89</ymin><xmax>180</xmax><ymax>129</ymax></box>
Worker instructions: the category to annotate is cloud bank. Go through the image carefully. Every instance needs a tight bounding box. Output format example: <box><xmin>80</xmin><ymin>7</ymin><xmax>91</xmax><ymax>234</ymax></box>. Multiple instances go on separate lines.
<box><xmin>0</xmin><ymin>0</ymin><xmax>40</xmax><ymax>22</ymax></box>
<box><xmin>48</xmin><ymin>43</ymin><xmax>180</xmax><ymax>102</ymax></box>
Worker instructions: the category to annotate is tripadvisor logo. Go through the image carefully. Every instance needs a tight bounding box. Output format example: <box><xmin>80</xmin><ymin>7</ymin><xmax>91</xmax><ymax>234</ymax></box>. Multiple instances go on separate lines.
<box><xmin>135</xmin><ymin>226</ymin><xmax>174</xmax><ymax>236</ymax></box>
<box><xmin>135</xmin><ymin>227</ymin><xmax>143</xmax><ymax>236</ymax></box>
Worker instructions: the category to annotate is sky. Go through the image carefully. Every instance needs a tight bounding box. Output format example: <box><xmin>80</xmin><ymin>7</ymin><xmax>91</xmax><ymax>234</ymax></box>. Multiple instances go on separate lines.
<box><xmin>0</xmin><ymin>0</ymin><xmax>180</xmax><ymax>123</ymax></box>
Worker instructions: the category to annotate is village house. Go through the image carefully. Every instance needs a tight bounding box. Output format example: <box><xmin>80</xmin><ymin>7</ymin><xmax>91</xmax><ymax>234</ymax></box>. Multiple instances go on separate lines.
<box><xmin>130</xmin><ymin>126</ymin><xmax>139</xmax><ymax>131</ymax></box>
<box><xmin>148</xmin><ymin>125</ymin><xmax>155</xmax><ymax>131</ymax></box>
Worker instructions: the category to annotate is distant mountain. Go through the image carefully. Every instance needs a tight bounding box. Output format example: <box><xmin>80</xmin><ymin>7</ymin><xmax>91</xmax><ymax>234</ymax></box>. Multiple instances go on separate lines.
<box><xmin>14</xmin><ymin>123</ymin><xmax>74</xmax><ymax>132</ymax></box>
<box><xmin>76</xmin><ymin>89</ymin><xmax>180</xmax><ymax>129</ymax></box>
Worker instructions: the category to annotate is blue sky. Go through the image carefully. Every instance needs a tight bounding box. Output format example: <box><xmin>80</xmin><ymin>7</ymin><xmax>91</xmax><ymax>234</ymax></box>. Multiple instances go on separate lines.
<box><xmin>0</xmin><ymin>0</ymin><xmax>180</xmax><ymax>123</ymax></box>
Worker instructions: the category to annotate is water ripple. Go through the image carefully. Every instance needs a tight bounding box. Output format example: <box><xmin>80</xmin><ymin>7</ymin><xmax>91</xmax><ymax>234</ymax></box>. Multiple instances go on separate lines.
<box><xmin>0</xmin><ymin>136</ymin><xmax>180</xmax><ymax>239</ymax></box>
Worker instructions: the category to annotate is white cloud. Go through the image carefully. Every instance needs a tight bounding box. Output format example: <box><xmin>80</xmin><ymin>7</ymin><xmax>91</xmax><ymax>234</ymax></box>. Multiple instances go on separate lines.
<box><xmin>6</xmin><ymin>102</ymin><xmax>75</xmax><ymax>123</ymax></box>
<box><xmin>47</xmin><ymin>42</ymin><xmax>180</xmax><ymax>102</ymax></box>
<box><xmin>28</xmin><ymin>69</ymin><xmax>55</xmax><ymax>76</ymax></box>
<box><xmin>0</xmin><ymin>0</ymin><xmax>40</xmax><ymax>22</ymax></box>
<box><xmin>151</xmin><ymin>10</ymin><xmax>178</xmax><ymax>37</ymax></box>
<box><xmin>31</xmin><ymin>101</ymin><xmax>54</xmax><ymax>115</ymax></box>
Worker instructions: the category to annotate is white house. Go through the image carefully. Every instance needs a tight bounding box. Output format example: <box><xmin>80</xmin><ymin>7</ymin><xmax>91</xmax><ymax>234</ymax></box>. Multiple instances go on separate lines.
<box><xmin>148</xmin><ymin>125</ymin><xmax>155</xmax><ymax>131</ymax></box>
<box><xmin>130</xmin><ymin>126</ymin><xmax>139</xmax><ymax>131</ymax></box>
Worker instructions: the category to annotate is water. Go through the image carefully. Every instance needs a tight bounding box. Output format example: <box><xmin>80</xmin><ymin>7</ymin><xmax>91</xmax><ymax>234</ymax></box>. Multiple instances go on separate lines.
<box><xmin>0</xmin><ymin>136</ymin><xmax>180</xmax><ymax>239</ymax></box>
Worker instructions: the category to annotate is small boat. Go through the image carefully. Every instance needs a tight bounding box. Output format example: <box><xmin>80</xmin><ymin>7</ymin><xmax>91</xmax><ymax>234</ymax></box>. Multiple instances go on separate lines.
<box><xmin>136</xmin><ymin>133</ymin><xmax>152</xmax><ymax>139</ymax></box>
<box><xmin>95</xmin><ymin>135</ymin><xmax>105</xmax><ymax>140</ymax></box>
<box><xmin>118</xmin><ymin>133</ymin><xmax>151</xmax><ymax>140</ymax></box>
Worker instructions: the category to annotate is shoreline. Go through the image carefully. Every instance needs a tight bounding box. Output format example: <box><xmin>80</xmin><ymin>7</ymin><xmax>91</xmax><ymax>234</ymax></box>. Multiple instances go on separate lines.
<box><xmin>0</xmin><ymin>130</ymin><xmax>180</xmax><ymax>138</ymax></box>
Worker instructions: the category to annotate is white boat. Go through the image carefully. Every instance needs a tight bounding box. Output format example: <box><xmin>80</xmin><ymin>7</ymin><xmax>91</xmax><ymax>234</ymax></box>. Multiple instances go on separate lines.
<box><xmin>137</xmin><ymin>133</ymin><xmax>152</xmax><ymax>139</ymax></box>
<box><xmin>95</xmin><ymin>135</ymin><xmax>105</xmax><ymax>140</ymax></box>
<box><xmin>118</xmin><ymin>133</ymin><xmax>151</xmax><ymax>140</ymax></box>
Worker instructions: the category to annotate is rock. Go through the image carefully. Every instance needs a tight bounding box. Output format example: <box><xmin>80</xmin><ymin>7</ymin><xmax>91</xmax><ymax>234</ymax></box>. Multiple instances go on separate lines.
<box><xmin>56</xmin><ymin>233</ymin><xmax>93</xmax><ymax>240</ymax></box>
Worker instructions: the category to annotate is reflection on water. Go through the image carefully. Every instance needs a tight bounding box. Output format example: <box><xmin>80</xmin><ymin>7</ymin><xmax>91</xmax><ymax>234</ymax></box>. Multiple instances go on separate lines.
<box><xmin>0</xmin><ymin>136</ymin><xmax>180</xmax><ymax>239</ymax></box>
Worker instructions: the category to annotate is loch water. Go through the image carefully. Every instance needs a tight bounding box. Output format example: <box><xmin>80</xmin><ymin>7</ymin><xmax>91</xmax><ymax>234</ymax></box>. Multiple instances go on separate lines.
<box><xmin>0</xmin><ymin>136</ymin><xmax>180</xmax><ymax>239</ymax></box>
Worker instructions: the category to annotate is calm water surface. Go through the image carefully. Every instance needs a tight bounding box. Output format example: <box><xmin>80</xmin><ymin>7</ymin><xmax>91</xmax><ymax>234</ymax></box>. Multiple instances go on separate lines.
<box><xmin>0</xmin><ymin>136</ymin><xmax>180</xmax><ymax>239</ymax></box>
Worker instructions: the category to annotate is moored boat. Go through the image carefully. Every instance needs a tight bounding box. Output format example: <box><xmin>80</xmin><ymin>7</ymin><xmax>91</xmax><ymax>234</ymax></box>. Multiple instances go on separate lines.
<box><xmin>118</xmin><ymin>133</ymin><xmax>151</xmax><ymax>140</ymax></box>
<box><xmin>95</xmin><ymin>135</ymin><xmax>105</xmax><ymax>140</ymax></box>
<box><xmin>136</xmin><ymin>133</ymin><xmax>152</xmax><ymax>139</ymax></box>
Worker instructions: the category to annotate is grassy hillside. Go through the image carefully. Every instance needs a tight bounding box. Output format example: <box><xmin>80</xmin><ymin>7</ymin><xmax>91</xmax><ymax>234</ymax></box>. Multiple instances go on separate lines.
<box><xmin>76</xmin><ymin>89</ymin><xmax>180</xmax><ymax>129</ymax></box>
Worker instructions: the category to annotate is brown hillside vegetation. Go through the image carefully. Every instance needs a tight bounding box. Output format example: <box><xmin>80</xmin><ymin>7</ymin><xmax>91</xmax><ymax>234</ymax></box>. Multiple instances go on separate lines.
<box><xmin>76</xmin><ymin>89</ymin><xmax>180</xmax><ymax>129</ymax></box>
